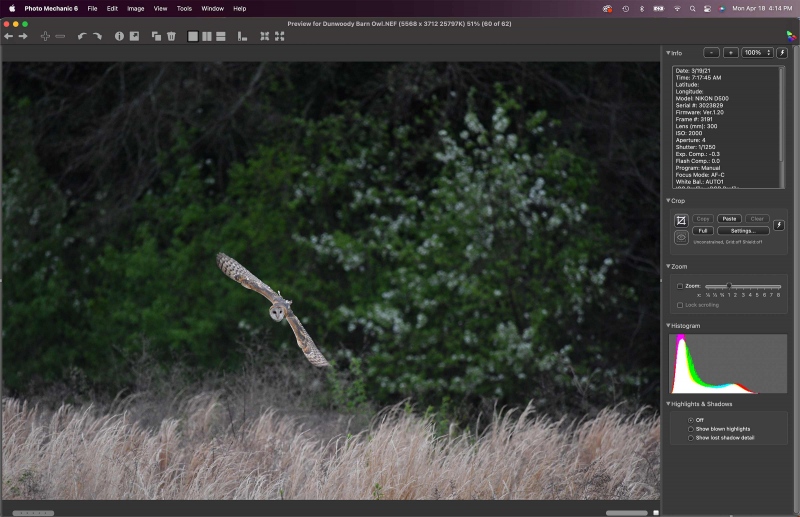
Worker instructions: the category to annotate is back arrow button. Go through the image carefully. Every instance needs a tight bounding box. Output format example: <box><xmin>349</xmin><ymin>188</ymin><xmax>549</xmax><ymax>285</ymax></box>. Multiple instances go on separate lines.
<box><xmin>3</xmin><ymin>33</ymin><xmax>13</xmax><ymax>40</ymax></box>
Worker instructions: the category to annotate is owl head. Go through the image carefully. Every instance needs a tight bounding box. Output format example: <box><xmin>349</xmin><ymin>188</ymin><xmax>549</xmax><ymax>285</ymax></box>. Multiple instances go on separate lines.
<box><xmin>269</xmin><ymin>304</ymin><xmax>286</xmax><ymax>322</ymax></box>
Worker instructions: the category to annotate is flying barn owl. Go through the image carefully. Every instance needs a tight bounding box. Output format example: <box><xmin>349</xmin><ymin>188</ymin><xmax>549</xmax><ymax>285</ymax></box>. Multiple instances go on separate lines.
<box><xmin>216</xmin><ymin>252</ymin><xmax>329</xmax><ymax>367</ymax></box>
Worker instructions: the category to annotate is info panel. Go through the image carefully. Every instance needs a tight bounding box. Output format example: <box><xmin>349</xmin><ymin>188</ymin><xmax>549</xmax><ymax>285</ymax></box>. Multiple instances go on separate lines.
<box><xmin>661</xmin><ymin>44</ymin><xmax>796</xmax><ymax>515</ymax></box>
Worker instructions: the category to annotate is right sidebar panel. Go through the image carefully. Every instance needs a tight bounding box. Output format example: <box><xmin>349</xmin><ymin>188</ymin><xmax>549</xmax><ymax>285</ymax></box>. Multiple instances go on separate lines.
<box><xmin>660</xmin><ymin>43</ymin><xmax>796</xmax><ymax>515</ymax></box>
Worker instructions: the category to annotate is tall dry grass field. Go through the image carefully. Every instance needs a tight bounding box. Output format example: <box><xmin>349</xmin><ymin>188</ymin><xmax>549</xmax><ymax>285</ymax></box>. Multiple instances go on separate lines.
<box><xmin>2</xmin><ymin>396</ymin><xmax>659</xmax><ymax>500</ymax></box>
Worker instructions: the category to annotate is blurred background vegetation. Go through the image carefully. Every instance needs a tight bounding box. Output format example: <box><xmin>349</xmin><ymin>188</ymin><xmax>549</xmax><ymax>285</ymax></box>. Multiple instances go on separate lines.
<box><xmin>2</xmin><ymin>63</ymin><xmax>659</xmax><ymax>419</ymax></box>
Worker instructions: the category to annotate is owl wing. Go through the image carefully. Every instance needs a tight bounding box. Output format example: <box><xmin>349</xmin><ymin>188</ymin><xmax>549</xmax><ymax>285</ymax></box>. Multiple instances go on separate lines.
<box><xmin>286</xmin><ymin>310</ymin><xmax>330</xmax><ymax>367</ymax></box>
<box><xmin>216</xmin><ymin>252</ymin><xmax>280</xmax><ymax>304</ymax></box>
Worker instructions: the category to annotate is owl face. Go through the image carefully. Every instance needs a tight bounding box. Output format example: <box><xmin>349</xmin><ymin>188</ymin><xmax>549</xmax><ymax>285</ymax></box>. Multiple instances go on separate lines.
<box><xmin>269</xmin><ymin>305</ymin><xmax>286</xmax><ymax>322</ymax></box>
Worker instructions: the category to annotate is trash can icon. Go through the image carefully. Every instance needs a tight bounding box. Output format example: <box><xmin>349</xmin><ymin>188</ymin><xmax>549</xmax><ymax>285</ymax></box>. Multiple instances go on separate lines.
<box><xmin>167</xmin><ymin>32</ymin><xmax>176</xmax><ymax>42</ymax></box>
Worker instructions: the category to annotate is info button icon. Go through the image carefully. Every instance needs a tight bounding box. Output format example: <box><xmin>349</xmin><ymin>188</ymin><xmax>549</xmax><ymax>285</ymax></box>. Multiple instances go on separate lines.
<box><xmin>723</xmin><ymin>47</ymin><xmax>739</xmax><ymax>58</ymax></box>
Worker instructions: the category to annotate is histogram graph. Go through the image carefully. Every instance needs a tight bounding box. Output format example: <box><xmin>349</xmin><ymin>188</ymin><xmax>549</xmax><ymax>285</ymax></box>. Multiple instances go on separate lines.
<box><xmin>669</xmin><ymin>334</ymin><xmax>787</xmax><ymax>394</ymax></box>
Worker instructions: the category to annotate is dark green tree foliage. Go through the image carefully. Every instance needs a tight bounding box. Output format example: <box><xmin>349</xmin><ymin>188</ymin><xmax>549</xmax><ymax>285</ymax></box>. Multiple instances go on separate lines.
<box><xmin>291</xmin><ymin>96</ymin><xmax>626</xmax><ymax>410</ymax></box>
<box><xmin>2</xmin><ymin>63</ymin><xmax>658</xmax><ymax>413</ymax></box>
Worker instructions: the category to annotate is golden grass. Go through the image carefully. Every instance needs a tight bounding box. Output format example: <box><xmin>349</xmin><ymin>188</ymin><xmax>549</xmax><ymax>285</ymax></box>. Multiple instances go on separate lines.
<box><xmin>2</xmin><ymin>396</ymin><xmax>659</xmax><ymax>500</ymax></box>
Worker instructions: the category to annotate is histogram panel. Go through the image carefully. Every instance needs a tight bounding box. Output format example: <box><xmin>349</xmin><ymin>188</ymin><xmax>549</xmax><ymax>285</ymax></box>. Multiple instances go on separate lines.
<box><xmin>668</xmin><ymin>334</ymin><xmax>787</xmax><ymax>394</ymax></box>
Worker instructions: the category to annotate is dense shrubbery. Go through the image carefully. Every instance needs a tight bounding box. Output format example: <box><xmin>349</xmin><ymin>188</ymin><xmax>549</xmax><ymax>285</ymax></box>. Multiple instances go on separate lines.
<box><xmin>2</xmin><ymin>63</ymin><xmax>658</xmax><ymax>416</ymax></box>
<box><xmin>291</xmin><ymin>99</ymin><xmax>632</xmax><ymax>409</ymax></box>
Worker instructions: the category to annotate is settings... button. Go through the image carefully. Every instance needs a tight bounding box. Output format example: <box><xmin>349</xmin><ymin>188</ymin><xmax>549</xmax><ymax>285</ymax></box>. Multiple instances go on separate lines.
<box><xmin>717</xmin><ymin>226</ymin><xmax>770</xmax><ymax>235</ymax></box>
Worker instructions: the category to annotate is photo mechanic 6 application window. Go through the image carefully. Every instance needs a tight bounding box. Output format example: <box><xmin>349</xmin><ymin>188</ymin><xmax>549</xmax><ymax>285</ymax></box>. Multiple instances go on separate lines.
<box><xmin>0</xmin><ymin>0</ymin><xmax>798</xmax><ymax>516</ymax></box>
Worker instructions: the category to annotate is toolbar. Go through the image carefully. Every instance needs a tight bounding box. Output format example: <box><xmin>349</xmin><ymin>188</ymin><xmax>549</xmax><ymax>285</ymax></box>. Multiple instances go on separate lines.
<box><xmin>2</xmin><ymin>18</ymin><xmax>798</xmax><ymax>46</ymax></box>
